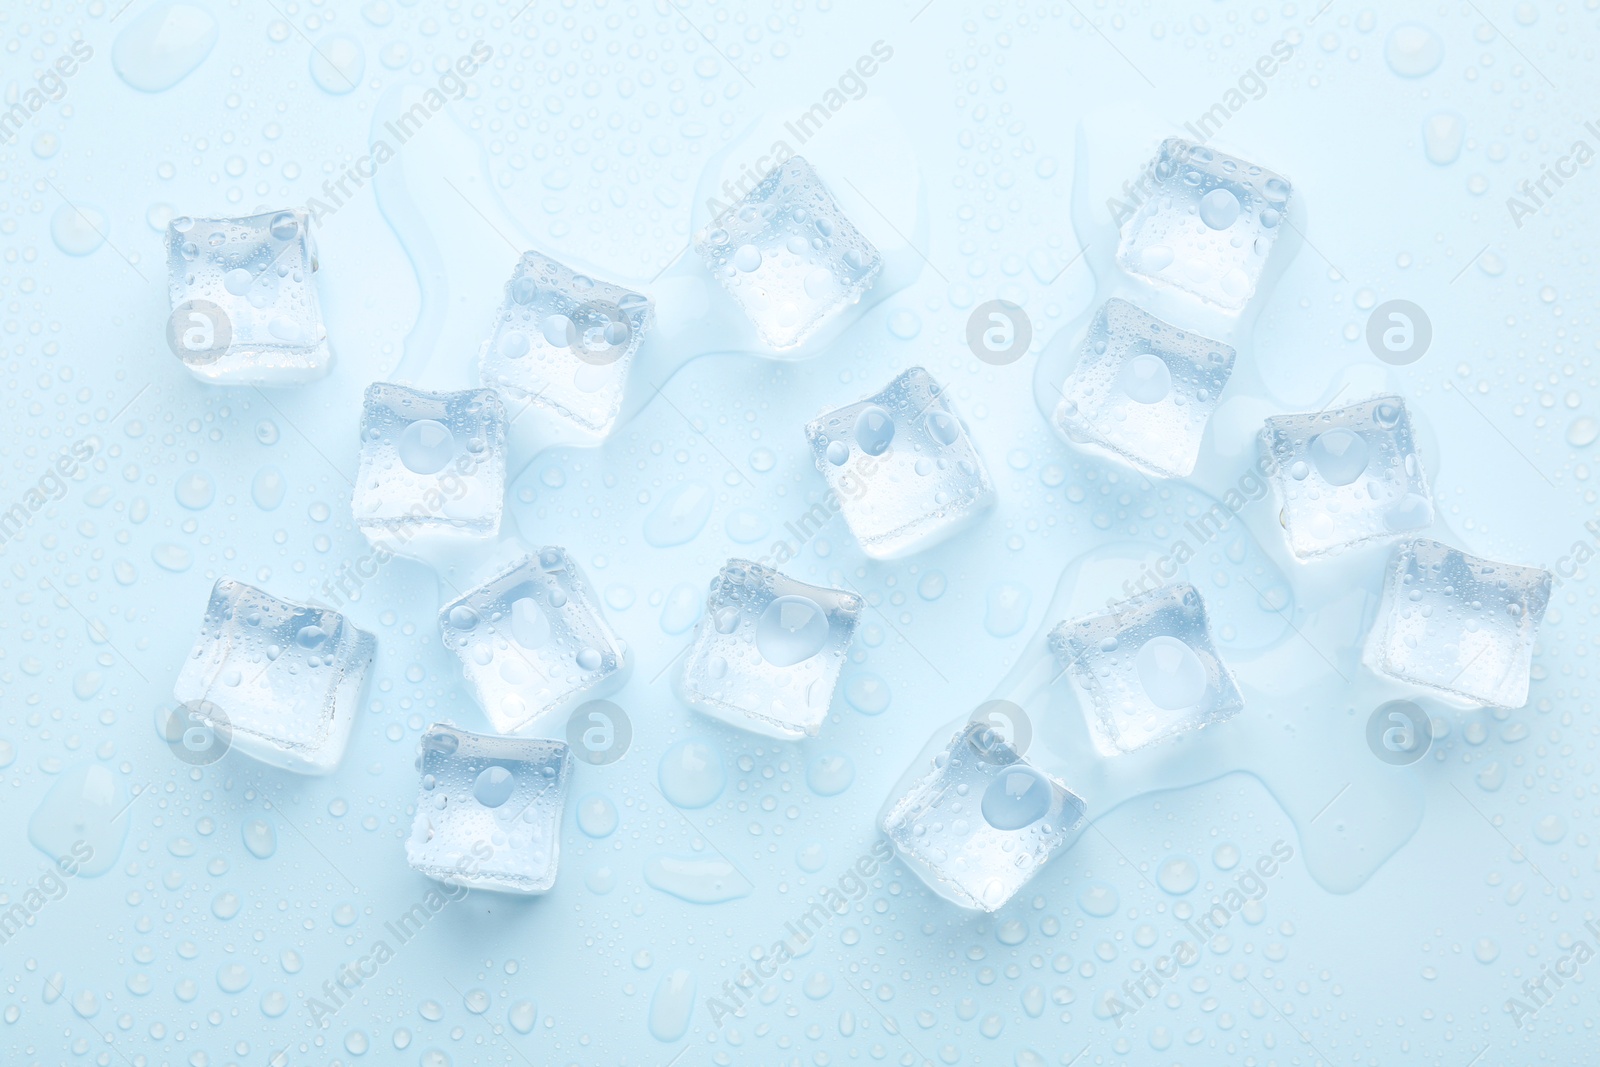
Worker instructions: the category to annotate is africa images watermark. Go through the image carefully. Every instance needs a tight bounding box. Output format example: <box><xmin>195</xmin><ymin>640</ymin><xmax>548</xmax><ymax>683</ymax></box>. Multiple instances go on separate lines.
<box><xmin>1103</xmin><ymin>839</ymin><xmax>1295</xmax><ymax>1028</ymax></box>
<box><xmin>1504</xmin><ymin>917</ymin><xmax>1600</xmax><ymax>1029</ymax></box>
<box><xmin>1107</xmin><ymin>451</ymin><xmax>1280</xmax><ymax>610</ymax></box>
<box><xmin>1106</xmin><ymin>33</ymin><xmax>1296</xmax><ymax>226</ymax></box>
<box><xmin>703</xmin><ymin>41</ymin><xmax>895</xmax><ymax>226</ymax></box>
<box><xmin>307</xmin><ymin>444</ymin><xmax>494</xmax><ymax>612</ymax></box>
<box><xmin>0</xmin><ymin>38</ymin><xmax>94</xmax><ymax>144</ymax></box>
<box><xmin>300</xmin><ymin>41</ymin><xmax>493</xmax><ymax>228</ymax></box>
<box><xmin>0</xmin><ymin>841</ymin><xmax>95</xmax><ymax>944</ymax></box>
<box><xmin>1505</xmin><ymin>116</ymin><xmax>1600</xmax><ymax>229</ymax></box>
<box><xmin>0</xmin><ymin>436</ymin><xmax>102</xmax><ymax>552</ymax></box>
<box><xmin>703</xmin><ymin>838</ymin><xmax>896</xmax><ymax>1028</ymax></box>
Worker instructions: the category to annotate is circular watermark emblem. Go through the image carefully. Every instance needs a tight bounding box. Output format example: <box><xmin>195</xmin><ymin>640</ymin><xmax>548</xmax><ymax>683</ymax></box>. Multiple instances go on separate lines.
<box><xmin>548</xmin><ymin>300</ymin><xmax>638</xmax><ymax>367</ymax></box>
<box><xmin>1365</xmin><ymin>699</ymin><xmax>1432</xmax><ymax>766</ymax></box>
<box><xmin>967</xmin><ymin>699</ymin><xmax>1032</xmax><ymax>764</ymax></box>
<box><xmin>166</xmin><ymin>299</ymin><xmax>232</xmax><ymax>366</ymax></box>
<box><xmin>1365</xmin><ymin>299</ymin><xmax>1431</xmax><ymax>366</ymax></box>
<box><xmin>966</xmin><ymin>300</ymin><xmax>1032</xmax><ymax>366</ymax></box>
<box><xmin>565</xmin><ymin>700</ymin><xmax>632</xmax><ymax>766</ymax></box>
<box><xmin>158</xmin><ymin>700</ymin><xmax>233</xmax><ymax>766</ymax></box>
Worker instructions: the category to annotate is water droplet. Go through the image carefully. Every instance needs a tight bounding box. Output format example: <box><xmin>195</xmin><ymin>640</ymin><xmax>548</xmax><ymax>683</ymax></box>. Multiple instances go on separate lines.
<box><xmin>853</xmin><ymin>406</ymin><xmax>895</xmax><ymax>456</ymax></box>
<box><xmin>644</xmin><ymin>481</ymin><xmax>714</xmax><ymax>547</ymax></box>
<box><xmin>845</xmin><ymin>673</ymin><xmax>890</xmax><ymax>714</ymax></box>
<box><xmin>243</xmin><ymin>818</ymin><xmax>277</xmax><ymax>858</ymax></box>
<box><xmin>981</xmin><ymin>767</ymin><xmax>1052</xmax><ymax>830</ymax></box>
<box><xmin>1118</xmin><ymin>353</ymin><xmax>1172</xmax><ymax>405</ymax></box>
<box><xmin>112</xmin><ymin>3</ymin><xmax>219</xmax><ymax>92</ymax></box>
<box><xmin>1309</xmin><ymin>428</ymin><xmax>1369</xmax><ymax>485</ymax></box>
<box><xmin>805</xmin><ymin>752</ymin><xmax>854</xmax><ymax>796</ymax></box>
<box><xmin>1198</xmin><ymin>188</ymin><xmax>1240</xmax><ymax>229</ymax></box>
<box><xmin>1136</xmin><ymin>636</ymin><xmax>1207</xmax><ymax>710</ymax></box>
<box><xmin>647</xmin><ymin>969</ymin><xmax>696</xmax><ymax>1041</ymax></box>
<box><xmin>754</xmin><ymin>595</ymin><xmax>829</xmax><ymax>666</ymax></box>
<box><xmin>399</xmin><ymin>419</ymin><xmax>456</xmax><ymax>475</ymax></box>
<box><xmin>658</xmin><ymin>740</ymin><xmax>725</xmax><ymax>808</ymax></box>
<box><xmin>473</xmin><ymin>766</ymin><xmax>516</xmax><ymax>808</ymax></box>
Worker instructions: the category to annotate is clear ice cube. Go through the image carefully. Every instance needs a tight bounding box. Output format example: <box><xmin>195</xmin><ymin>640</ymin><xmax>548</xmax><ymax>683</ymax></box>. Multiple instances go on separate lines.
<box><xmin>1050</xmin><ymin>582</ymin><xmax>1243</xmax><ymax>756</ymax></box>
<box><xmin>1055</xmin><ymin>298</ymin><xmax>1235</xmax><ymax>478</ymax></box>
<box><xmin>479</xmin><ymin>251</ymin><xmax>654</xmax><ymax>438</ymax></box>
<box><xmin>405</xmin><ymin>723</ymin><xmax>573</xmax><ymax>894</ymax></box>
<box><xmin>882</xmin><ymin>722</ymin><xmax>1086</xmax><ymax>912</ymax></box>
<box><xmin>172</xmin><ymin>578</ymin><xmax>375</xmax><ymax>774</ymax></box>
<box><xmin>165</xmin><ymin>209</ymin><xmax>331</xmax><ymax>384</ymax></box>
<box><xmin>354</xmin><ymin>383</ymin><xmax>507</xmax><ymax>552</ymax></box>
<box><xmin>1364</xmin><ymin>538</ymin><xmax>1551</xmax><ymax>709</ymax></box>
<box><xmin>805</xmin><ymin>366</ymin><xmax>995</xmax><ymax>559</ymax></box>
<box><xmin>439</xmin><ymin>547</ymin><xmax>626</xmax><ymax>734</ymax></box>
<box><xmin>1116</xmin><ymin>139</ymin><xmax>1292</xmax><ymax>311</ymax></box>
<box><xmin>694</xmin><ymin>156</ymin><xmax>882</xmax><ymax>349</ymax></box>
<box><xmin>676</xmin><ymin>559</ymin><xmax>862</xmax><ymax>739</ymax></box>
<box><xmin>1259</xmin><ymin>395</ymin><xmax>1434</xmax><ymax>559</ymax></box>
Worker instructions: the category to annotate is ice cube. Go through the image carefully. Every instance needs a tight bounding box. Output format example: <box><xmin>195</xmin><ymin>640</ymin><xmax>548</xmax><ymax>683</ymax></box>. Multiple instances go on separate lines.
<box><xmin>676</xmin><ymin>559</ymin><xmax>862</xmax><ymax>739</ymax></box>
<box><xmin>172</xmin><ymin>578</ymin><xmax>375</xmax><ymax>774</ymax></box>
<box><xmin>165</xmin><ymin>209</ymin><xmax>331</xmax><ymax>384</ymax></box>
<box><xmin>1259</xmin><ymin>394</ymin><xmax>1434</xmax><ymax>559</ymax></box>
<box><xmin>1364</xmin><ymin>539</ymin><xmax>1551</xmax><ymax>709</ymax></box>
<box><xmin>1055</xmin><ymin>298</ymin><xmax>1236</xmax><ymax>478</ymax></box>
<box><xmin>1116</xmin><ymin>139</ymin><xmax>1293</xmax><ymax>311</ymax></box>
<box><xmin>439</xmin><ymin>547</ymin><xmax>626</xmax><ymax>734</ymax></box>
<box><xmin>354</xmin><ymin>383</ymin><xmax>507</xmax><ymax>555</ymax></box>
<box><xmin>479</xmin><ymin>251</ymin><xmax>654</xmax><ymax>438</ymax></box>
<box><xmin>882</xmin><ymin>722</ymin><xmax>1086</xmax><ymax>912</ymax></box>
<box><xmin>694</xmin><ymin>156</ymin><xmax>882</xmax><ymax>349</ymax></box>
<box><xmin>1049</xmin><ymin>582</ymin><xmax>1243</xmax><ymax>756</ymax></box>
<box><xmin>805</xmin><ymin>366</ymin><xmax>995</xmax><ymax>559</ymax></box>
<box><xmin>405</xmin><ymin>723</ymin><xmax>573</xmax><ymax>894</ymax></box>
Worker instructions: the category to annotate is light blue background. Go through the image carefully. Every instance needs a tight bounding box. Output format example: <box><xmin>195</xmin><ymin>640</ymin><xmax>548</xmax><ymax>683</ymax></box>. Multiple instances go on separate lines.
<box><xmin>3</xmin><ymin>1</ymin><xmax>1596</xmax><ymax>1065</ymax></box>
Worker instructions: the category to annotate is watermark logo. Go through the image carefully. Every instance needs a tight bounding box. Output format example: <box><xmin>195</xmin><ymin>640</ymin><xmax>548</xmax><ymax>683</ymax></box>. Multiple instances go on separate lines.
<box><xmin>966</xmin><ymin>300</ymin><xmax>1031</xmax><ymax>365</ymax></box>
<box><xmin>159</xmin><ymin>700</ymin><xmax>233</xmax><ymax>766</ymax></box>
<box><xmin>966</xmin><ymin>699</ymin><xmax>1032</xmax><ymax>762</ymax></box>
<box><xmin>166</xmin><ymin>299</ymin><xmax>232</xmax><ymax>366</ymax></box>
<box><xmin>1365</xmin><ymin>299</ymin><xmax>1431</xmax><ymax>365</ymax></box>
<box><xmin>1365</xmin><ymin>699</ymin><xmax>1431</xmax><ymax>766</ymax></box>
<box><xmin>565</xmin><ymin>700</ymin><xmax>632</xmax><ymax>766</ymax></box>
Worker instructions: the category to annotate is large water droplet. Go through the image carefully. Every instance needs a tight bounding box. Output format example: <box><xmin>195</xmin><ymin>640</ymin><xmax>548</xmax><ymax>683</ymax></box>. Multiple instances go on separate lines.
<box><xmin>1135</xmin><ymin>636</ymin><xmax>1207</xmax><ymax>711</ymax></box>
<box><xmin>1198</xmin><ymin>188</ymin><xmax>1240</xmax><ymax>229</ymax></box>
<box><xmin>981</xmin><ymin>767</ymin><xmax>1052</xmax><ymax>830</ymax></box>
<box><xmin>1118</xmin><ymin>353</ymin><xmax>1171</xmax><ymax>405</ymax></box>
<box><xmin>643</xmin><ymin>481</ymin><xmax>714</xmax><ymax>547</ymax></box>
<box><xmin>1309</xmin><ymin>428</ymin><xmax>1369</xmax><ymax>486</ymax></box>
<box><xmin>853</xmin><ymin>405</ymin><xmax>895</xmax><ymax>456</ymax></box>
<box><xmin>399</xmin><ymin>419</ymin><xmax>456</xmax><ymax>475</ymax></box>
<box><xmin>112</xmin><ymin>3</ymin><xmax>219</xmax><ymax>92</ymax></box>
<box><xmin>473</xmin><ymin>766</ymin><xmax>516</xmax><ymax>808</ymax></box>
<box><xmin>648</xmin><ymin>970</ymin><xmax>697</xmax><ymax>1041</ymax></box>
<box><xmin>657</xmin><ymin>740</ymin><xmax>725</xmax><ymax>808</ymax></box>
<box><xmin>509</xmin><ymin>597</ymin><xmax>551</xmax><ymax>650</ymax></box>
<box><xmin>754</xmin><ymin>595</ymin><xmax>829</xmax><ymax>666</ymax></box>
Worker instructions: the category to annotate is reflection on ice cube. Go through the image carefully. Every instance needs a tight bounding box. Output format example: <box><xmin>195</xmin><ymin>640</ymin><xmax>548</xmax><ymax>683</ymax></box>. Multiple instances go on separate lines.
<box><xmin>676</xmin><ymin>559</ymin><xmax>861</xmax><ymax>739</ymax></box>
<box><xmin>354</xmin><ymin>383</ymin><xmax>507</xmax><ymax>557</ymax></box>
<box><xmin>1364</xmin><ymin>539</ymin><xmax>1551</xmax><ymax>709</ymax></box>
<box><xmin>172</xmin><ymin>578</ymin><xmax>375</xmax><ymax>774</ymax></box>
<box><xmin>479</xmin><ymin>251</ymin><xmax>654</xmax><ymax>439</ymax></box>
<box><xmin>165</xmin><ymin>209</ymin><xmax>331</xmax><ymax>384</ymax></box>
<box><xmin>1116</xmin><ymin>139</ymin><xmax>1292</xmax><ymax>312</ymax></box>
<box><xmin>1055</xmin><ymin>298</ymin><xmax>1235</xmax><ymax>478</ymax></box>
<box><xmin>882</xmin><ymin>722</ymin><xmax>1086</xmax><ymax>912</ymax></box>
<box><xmin>1259</xmin><ymin>395</ymin><xmax>1434</xmax><ymax>559</ymax></box>
<box><xmin>439</xmin><ymin>547</ymin><xmax>626</xmax><ymax>734</ymax></box>
<box><xmin>805</xmin><ymin>366</ymin><xmax>995</xmax><ymax>558</ymax></box>
<box><xmin>694</xmin><ymin>156</ymin><xmax>881</xmax><ymax>349</ymax></box>
<box><xmin>405</xmin><ymin>722</ymin><xmax>573</xmax><ymax>894</ymax></box>
<box><xmin>1050</xmin><ymin>582</ymin><xmax>1243</xmax><ymax>756</ymax></box>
